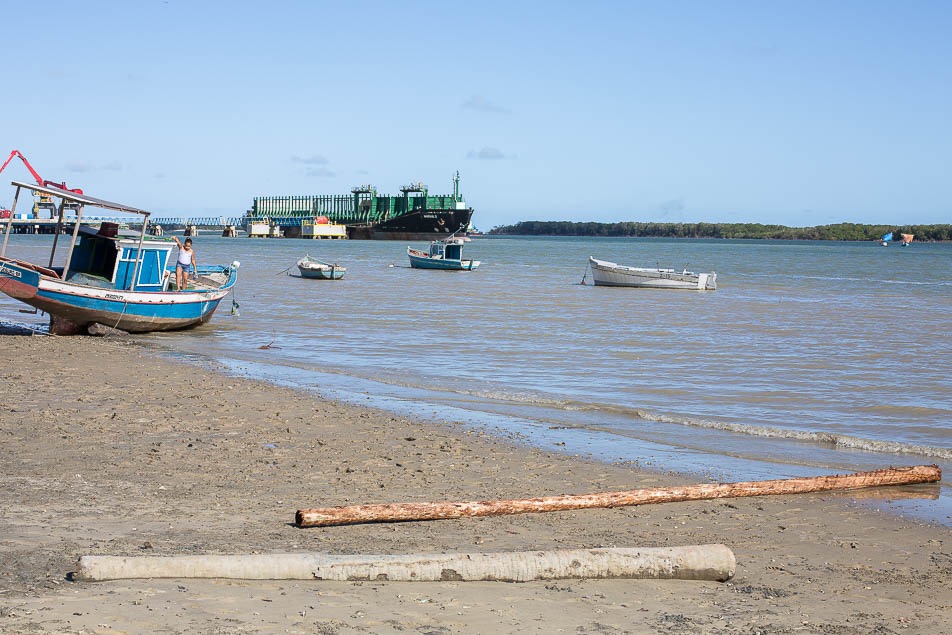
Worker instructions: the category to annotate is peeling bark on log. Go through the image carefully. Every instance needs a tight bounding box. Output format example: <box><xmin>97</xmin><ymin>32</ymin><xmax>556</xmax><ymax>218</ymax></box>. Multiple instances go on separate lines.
<box><xmin>75</xmin><ymin>545</ymin><xmax>736</xmax><ymax>582</ymax></box>
<box><xmin>296</xmin><ymin>465</ymin><xmax>941</xmax><ymax>528</ymax></box>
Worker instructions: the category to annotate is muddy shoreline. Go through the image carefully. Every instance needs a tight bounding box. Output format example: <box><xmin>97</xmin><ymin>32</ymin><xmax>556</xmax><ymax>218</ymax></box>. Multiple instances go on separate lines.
<box><xmin>1</xmin><ymin>334</ymin><xmax>949</xmax><ymax>633</ymax></box>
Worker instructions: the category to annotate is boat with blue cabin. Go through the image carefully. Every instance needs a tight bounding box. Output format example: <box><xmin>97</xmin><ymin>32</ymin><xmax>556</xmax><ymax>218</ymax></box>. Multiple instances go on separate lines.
<box><xmin>407</xmin><ymin>234</ymin><xmax>480</xmax><ymax>270</ymax></box>
<box><xmin>0</xmin><ymin>180</ymin><xmax>240</xmax><ymax>335</ymax></box>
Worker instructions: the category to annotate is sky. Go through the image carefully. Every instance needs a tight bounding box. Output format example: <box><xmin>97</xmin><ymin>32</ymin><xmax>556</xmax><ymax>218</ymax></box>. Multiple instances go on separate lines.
<box><xmin>2</xmin><ymin>0</ymin><xmax>950</xmax><ymax>229</ymax></box>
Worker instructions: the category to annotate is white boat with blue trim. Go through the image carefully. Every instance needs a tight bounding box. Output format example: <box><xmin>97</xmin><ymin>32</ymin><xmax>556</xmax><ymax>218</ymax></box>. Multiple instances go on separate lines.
<box><xmin>0</xmin><ymin>180</ymin><xmax>240</xmax><ymax>335</ymax></box>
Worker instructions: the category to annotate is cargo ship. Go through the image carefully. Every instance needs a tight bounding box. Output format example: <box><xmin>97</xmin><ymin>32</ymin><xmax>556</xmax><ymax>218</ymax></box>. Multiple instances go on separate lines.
<box><xmin>245</xmin><ymin>171</ymin><xmax>474</xmax><ymax>240</ymax></box>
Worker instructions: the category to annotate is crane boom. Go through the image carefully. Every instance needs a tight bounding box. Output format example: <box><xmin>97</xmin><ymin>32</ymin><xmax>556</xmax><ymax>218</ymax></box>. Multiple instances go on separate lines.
<box><xmin>0</xmin><ymin>149</ymin><xmax>83</xmax><ymax>195</ymax></box>
<box><xmin>0</xmin><ymin>149</ymin><xmax>45</xmax><ymax>185</ymax></box>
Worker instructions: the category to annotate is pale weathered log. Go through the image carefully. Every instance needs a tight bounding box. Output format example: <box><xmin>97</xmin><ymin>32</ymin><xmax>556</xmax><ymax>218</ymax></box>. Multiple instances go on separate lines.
<box><xmin>296</xmin><ymin>465</ymin><xmax>941</xmax><ymax>528</ymax></box>
<box><xmin>75</xmin><ymin>545</ymin><xmax>735</xmax><ymax>582</ymax></box>
<box><xmin>87</xmin><ymin>322</ymin><xmax>128</xmax><ymax>337</ymax></box>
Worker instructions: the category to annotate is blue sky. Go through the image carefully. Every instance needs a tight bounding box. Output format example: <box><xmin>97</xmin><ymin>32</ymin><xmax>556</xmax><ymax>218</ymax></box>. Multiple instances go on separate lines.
<box><xmin>3</xmin><ymin>1</ymin><xmax>949</xmax><ymax>229</ymax></box>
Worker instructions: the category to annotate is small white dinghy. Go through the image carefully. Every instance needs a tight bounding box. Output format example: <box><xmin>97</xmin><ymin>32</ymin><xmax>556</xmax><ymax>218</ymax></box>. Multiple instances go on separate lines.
<box><xmin>588</xmin><ymin>256</ymin><xmax>716</xmax><ymax>290</ymax></box>
<box><xmin>296</xmin><ymin>255</ymin><xmax>346</xmax><ymax>280</ymax></box>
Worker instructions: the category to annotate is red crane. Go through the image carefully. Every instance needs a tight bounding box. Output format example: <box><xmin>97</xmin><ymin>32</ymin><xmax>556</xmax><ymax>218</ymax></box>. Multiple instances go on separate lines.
<box><xmin>0</xmin><ymin>149</ymin><xmax>83</xmax><ymax>218</ymax></box>
<box><xmin>0</xmin><ymin>149</ymin><xmax>83</xmax><ymax>194</ymax></box>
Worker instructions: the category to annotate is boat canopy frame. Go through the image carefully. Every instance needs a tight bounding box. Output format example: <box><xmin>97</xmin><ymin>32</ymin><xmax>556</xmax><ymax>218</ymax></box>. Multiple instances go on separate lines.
<box><xmin>2</xmin><ymin>180</ymin><xmax>153</xmax><ymax>288</ymax></box>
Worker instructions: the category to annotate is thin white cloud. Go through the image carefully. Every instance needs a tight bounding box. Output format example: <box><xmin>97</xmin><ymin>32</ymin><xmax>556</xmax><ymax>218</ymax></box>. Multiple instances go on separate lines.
<box><xmin>659</xmin><ymin>198</ymin><xmax>686</xmax><ymax>218</ymax></box>
<box><xmin>65</xmin><ymin>161</ymin><xmax>95</xmax><ymax>173</ymax></box>
<box><xmin>467</xmin><ymin>147</ymin><xmax>507</xmax><ymax>160</ymax></box>
<box><xmin>461</xmin><ymin>95</ymin><xmax>510</xmax><ymax>114</ymax></box>
<box><xmin>290</xmin><ymin>155</ymin><xmax>334</xmax><ymax>176</ymax></box>
<box><xmin>291</xmin><ymin>155</ymin><xmax>329</xmax><ymax>165</ymax></box>
<box><xmin>64</xmin><ymin>160</ymin><xmax>124</xmax><ymax>173</ymax></box>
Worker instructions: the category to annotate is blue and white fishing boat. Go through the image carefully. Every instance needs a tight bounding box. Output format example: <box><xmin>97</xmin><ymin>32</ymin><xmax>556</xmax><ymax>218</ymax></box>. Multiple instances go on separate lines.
<box><xmin>0</xmin><ymin>180</ymin><xmax>239</xmax><ymax>335</ymax></box>
<box><xmin>407</xmin><ymin>234</ymin><xmax>480</xmax><ymax>271</ymax></box>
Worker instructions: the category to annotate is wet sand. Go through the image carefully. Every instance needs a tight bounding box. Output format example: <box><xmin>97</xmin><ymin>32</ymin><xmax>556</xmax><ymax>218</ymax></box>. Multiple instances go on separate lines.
<box><xmin>0</xmin><ymin>334</ymin><xmax>949</xmax><ymax>634</ymax></box>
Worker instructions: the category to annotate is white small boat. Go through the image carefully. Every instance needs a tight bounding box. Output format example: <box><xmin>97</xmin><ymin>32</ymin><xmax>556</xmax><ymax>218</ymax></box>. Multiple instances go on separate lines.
<box><xmin>296</xmin><ymin>255</ymin><xmax>346</xmax><ymax>280</ymax></box>
<box><xmin>588</xmin><ymin>256</ymin><xmax>716</xmax><ymax>290</ymax></box>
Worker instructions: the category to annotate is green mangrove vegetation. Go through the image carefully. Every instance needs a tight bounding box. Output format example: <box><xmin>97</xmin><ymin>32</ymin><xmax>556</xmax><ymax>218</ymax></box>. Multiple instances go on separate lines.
<box><xmin>488</xmin><ymin>221</ymin><xmax>952</xmax><ymax>241</ymax></box>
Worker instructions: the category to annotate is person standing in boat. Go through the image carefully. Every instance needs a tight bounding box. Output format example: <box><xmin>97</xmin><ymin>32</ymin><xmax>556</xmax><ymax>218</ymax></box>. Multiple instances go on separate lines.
<box><xmin>171</xmin><ymin>236</ymin><xmax>197</xmax><ymax>291</ymax></box>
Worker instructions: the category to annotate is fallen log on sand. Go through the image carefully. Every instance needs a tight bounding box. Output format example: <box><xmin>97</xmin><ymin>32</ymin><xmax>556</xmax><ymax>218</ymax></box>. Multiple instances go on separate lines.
<box><xmin>75</xmin><ymin>545</ymin><xmax>736</xmax><ymax>582</ymax></box>
<box><xmin>296</xmin><ymin>464</ymin><xmax>940</xmax><ymax>528</ymax></box>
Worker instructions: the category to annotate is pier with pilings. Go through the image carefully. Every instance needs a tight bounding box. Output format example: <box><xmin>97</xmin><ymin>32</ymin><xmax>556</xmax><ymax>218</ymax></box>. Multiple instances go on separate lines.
<box><xmin>3</xmin><ymin>214</ymin><xmax>353</xmax><ymax>239</ymax></box>
<box><xmin>2</xmin><ymin>215</ymin><xmax>249</xmax><ymax>235</ymax></box>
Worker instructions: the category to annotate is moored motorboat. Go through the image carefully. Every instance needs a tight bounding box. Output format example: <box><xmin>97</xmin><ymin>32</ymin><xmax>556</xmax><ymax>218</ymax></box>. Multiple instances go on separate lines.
<box><xmin>0</xmin><ymin>180</ymin><xmax>240</xmax><ymax>335</ymax></box>
<box><xmin>296</xmin><ymin>255</ymin><xmax>346</xmax><ymax>279</ymax></box>
<box><xmin>588</xmin><ymin>256</ymin><xmax>716</xmax><ymax>290</ymax></box>
<box><xmin>407</xmin><ymin>234</ymin><xmax>480</xmax><ymax>270</ymax></box>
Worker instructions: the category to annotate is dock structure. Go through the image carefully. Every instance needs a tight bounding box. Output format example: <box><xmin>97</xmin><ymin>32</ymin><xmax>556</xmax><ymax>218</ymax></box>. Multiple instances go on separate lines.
<box><xmin>246</xmin><ymin>219</ymin><xmax>281</xmax><ymax>238</ymax></box>
<box><xmin>300</xmin><ymin>219</ymin><xmax>347</xmax><ymax>239</ymax></box>
<box><xmin>2</xmin><ymin>215</ymin><xmax>248</xmax><ymax>235</ymax></box>
<box><xmin>245</xmin><ymin>217</ymin><xmax>348</xmax><ymax>239</ymax></box>
<box><xmin>2</xmin><ymin>215</ymin><xmax>346</xmax><ymax>239</ymax></box>
<box><xmin>1</xmin><ymin>217</ymin><xmax>58</xmax><ymax>234</ymax></box>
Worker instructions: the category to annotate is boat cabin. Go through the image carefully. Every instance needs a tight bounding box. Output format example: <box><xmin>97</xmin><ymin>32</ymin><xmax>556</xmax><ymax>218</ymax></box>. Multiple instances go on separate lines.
<box><xmin>429</xmin><ymin>237</ymin><xmax>466</xmax><ymax>260</ymax></box>
<box><xmin>65</xmin><ymin>223</ymin><xmax>175</xmax><ymax>291</ymax></box>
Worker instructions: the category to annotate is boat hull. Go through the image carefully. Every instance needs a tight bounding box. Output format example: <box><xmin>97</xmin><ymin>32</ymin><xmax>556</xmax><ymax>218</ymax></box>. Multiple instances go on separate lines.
<box><xmin>348</xmin><ymin>208</ymin><xmax>474</xmax><ymax>241</ymax></box>
<box><xmin>298</xmin><ymin>267</ymin><xmax>345</xmax><ymax>280</ymax></box>
<box><xmin>298</xmin><ymin>266</ymin><xmax>345</xmax><ymax>280</ymax></box>
<box><xmin>407</xmin><ymin>248</ymin><xmax>480</xmax><ymax>271</ymax></box>
<box><xmin>589</xmin><ymin>257</ymin><xmax>716</xmax><ymax>290</ymax></box>
<box><xmin>408</xmin><ymin>257</ymin><xmax>480</xmax><ymax>270</ymax></box>
<box><xmin>0</xmin><ymin>258</ymin><xmax>238</xmax><ymax>333</ymax></box>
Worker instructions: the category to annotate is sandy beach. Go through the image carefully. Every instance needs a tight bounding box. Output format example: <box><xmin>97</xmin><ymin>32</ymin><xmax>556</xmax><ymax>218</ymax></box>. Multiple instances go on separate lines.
<box><xmin>0</xmin><ymin>333</ymin><xmax>949</xmax><ymax>634</ymax></box>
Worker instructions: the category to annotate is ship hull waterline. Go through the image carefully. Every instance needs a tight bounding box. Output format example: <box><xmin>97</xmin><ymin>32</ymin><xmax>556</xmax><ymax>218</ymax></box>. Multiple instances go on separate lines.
<box><xmin>345</xmin><ymin>208</ymin><xmax>475</xmax><ymax>241</ymax></box>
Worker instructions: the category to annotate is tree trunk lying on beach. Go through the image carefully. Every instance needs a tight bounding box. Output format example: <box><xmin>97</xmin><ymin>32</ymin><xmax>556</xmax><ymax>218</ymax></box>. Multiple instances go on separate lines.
<box><xmin>75</xmin><ymin>545</ymin><xmax>736</xmax><ymax>582</ymax></box>
<box><xmin>87</xmin><ymin>322</ymin><xmax>129</xmax><ymax>337</ymax></box>
<box><xmin>296</xmin><ymin>465</ymin><xmax>941</xmax><ymax>528</ymax></box>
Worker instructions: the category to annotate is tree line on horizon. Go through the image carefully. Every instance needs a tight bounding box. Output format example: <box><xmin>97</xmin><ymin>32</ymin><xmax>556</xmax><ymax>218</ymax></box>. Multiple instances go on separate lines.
<box><xmin>487</xmin><ymin>220</ymin><xmax>952</xmax><ymax>241</ymax></box>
